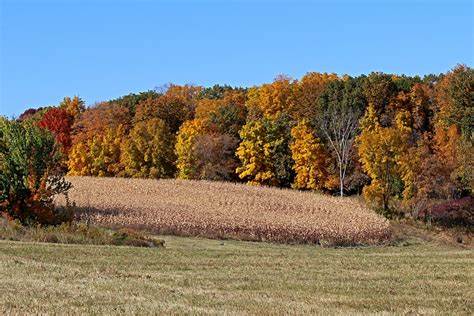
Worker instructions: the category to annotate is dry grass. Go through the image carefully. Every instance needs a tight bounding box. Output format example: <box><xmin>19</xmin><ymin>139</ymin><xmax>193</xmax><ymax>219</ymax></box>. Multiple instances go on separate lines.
<box><xmin>0</xmin><ymin>217</ymin><xmax>164</xmax><ymax>248</ymax></box>
<box><xmin>56</xmin><ymin>176</ymin><xmax>391</xmax><ymax>246</ymax></box>
<box><xmin>0</xmin><ymin>236</ymin><xmax>472</xmax><ymax>314</ymax></box>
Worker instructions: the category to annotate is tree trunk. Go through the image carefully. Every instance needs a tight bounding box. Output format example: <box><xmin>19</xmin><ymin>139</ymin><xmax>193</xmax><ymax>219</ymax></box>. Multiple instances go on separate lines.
<box><xmin>339</xmin><ymin>166</ymin><xmax>344</xmax><ymax>197</ymax></box>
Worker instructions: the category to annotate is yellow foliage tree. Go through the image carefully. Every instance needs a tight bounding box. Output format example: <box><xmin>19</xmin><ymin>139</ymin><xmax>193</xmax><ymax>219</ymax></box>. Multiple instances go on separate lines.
<box><xmin>175</xmin><ymin>119</ymin><xmax>206</xmax><ymax>179</ymax></box>
<box><xmin>290</xmin><ymin>120</ymin><xmax>329</xmax><ymax>191</ymax></box>
<box><xmin>121</xmin><ymin>118</ymin><xmax>176</xmax><ymax>178</ymax></box>
<box><xmin>68</xmin><ymin>125</ymin><xmax>126</xmax><ymax>177</ymax></box>
<box><xmin>89</xmin><ymin>126</ymin><xmax>125</xmax><ymax>177</ymax></box>
<box><xmin>246</xmin><ymin>75</ymin><xmax>295</xmax><ymax>119</ymax></box>
<box><xmin>67</xmin><ymin>142</ymin><xmax>92</xmax><ymax>176</ymax></box>
<box><xmin>393</xmin><ymin>110</ymin><xmax>417</xmax><ymax>201</ymax></box>
<box><xmin>357</xmin><ymin>107</ymin><xmax>411</xmax><ymax>213</ymax></box>
<box><xmin>195</xmin><ymin>98</ymin><xmax>223</xmax><ymax>119</ymax></box>
<box><xmin>236</xmin><ymin>116</ymin><xmax>293</xmax><ymax>186</ymax></box>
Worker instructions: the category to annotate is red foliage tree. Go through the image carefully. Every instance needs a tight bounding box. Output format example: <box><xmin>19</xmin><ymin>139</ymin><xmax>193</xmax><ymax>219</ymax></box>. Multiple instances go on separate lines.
<box><xmin>38</xmin><ymin>107</ymin><xmax>74</xmax><ymax>155</ymax></box>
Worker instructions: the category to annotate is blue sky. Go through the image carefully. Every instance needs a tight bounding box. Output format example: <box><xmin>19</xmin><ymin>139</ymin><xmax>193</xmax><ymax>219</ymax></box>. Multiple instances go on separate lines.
<box><xmin>0</xmin><ymin>0</ymin><xmax>472</xmax><ymax>117</ymax></box>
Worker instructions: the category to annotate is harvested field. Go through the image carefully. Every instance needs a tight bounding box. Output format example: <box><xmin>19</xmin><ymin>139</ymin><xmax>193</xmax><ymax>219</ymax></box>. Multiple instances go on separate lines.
<box><xmin>1</xmin><ymin>237</ymin><xmax>472</xmax><ymax>314</ymax></box>
<box><xmin>57</xmin><ymin>176</ymin><xmax>391</xmax><ymax>245</ymax></box>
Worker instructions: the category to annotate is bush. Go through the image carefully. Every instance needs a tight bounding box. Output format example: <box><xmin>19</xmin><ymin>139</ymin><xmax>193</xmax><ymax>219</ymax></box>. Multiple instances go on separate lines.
<box><xmin>418</xmin><ymin>196</ymin><xmax>474</xmax><ymax>227</ymax></box>
<box><xmin>0</xmin><ymin>118</ymin><xmax>71</xmax><ymax>224</ymax></box>
<box><xmin>0</xmin><ymin>217</ymin><xmax>164</xmax><ymax>247</ymax></box>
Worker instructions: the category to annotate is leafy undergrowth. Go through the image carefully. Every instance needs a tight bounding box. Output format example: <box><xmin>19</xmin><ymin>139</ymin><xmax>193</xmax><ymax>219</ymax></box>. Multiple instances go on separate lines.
<box><xmin>0</xmin><ymin>218</ymin><xmax>164</xmax><ymax>248</ymax></box>
<box><xmin>418</xmin><ymin>196</ymin><xmax>474</xmax><ymax>227</ymax></box>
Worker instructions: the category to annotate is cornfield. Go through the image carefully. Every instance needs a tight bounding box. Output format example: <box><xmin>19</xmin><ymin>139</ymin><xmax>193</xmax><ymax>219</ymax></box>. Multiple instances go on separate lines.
<box><xmin>56</xmin><ymin>176</ymin><xmax>392</xmax><ymax>246</ymax></box>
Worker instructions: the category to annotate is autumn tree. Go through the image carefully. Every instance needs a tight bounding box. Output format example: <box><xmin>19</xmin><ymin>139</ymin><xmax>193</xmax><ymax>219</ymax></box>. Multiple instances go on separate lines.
<box><xmin>192</xmin><ymin>133</ymin><xmax>240</xmax><ymax>180</ymax></box>
<box><xmin>357</xmin><ymin>106</ymin><xmax>412</xmax><ymax>214</ymax></box>
<box><xmin>71</xmin><ymin>101</ymin><xmax>131</xmax><ymax>145</ymax></box>
<box><xmin>400</xmin><ymin>126</ymin><xmax>469</xmax><ymax>215</ymax></box>
<box><xmin>0</xmin><ymin>118</ymin><xmax>71</xmax><ymax>224</ymax></box>
<box><xmin>38</xmin><ymin>107</ymin><xmax>74</xmax><ymax>155</ymax></box>
<box><xmin>291</xmin><ymin>72</ymin><xmax>338</xmax><ymax>120</ymax></box>
<box><xmin>127</xmin><ymin>85</ymin><xmax>202</xmax><ymax>179</ymax></box>
<box><xmin>121</xmin><ymin>118</ymin><xmax>175</xmax><ymax>178</ymax></box>
<box><xmin>68</xmin><ymin>125</ymin><xmax>126</xmax><ymax>177</ymax></box>
<box><xmin>433</xmin><ymin>65</ymin><xmax>473</xmax><ymax>199</ymax></box>
<box><xmin>379</xmin><ymin>83</ymin><xmax>434</xmax><ymax>207</ymax></box>
<box><xmin>67</xmin><ymin>142</ymin><xmax>92</xmax><ymax>176</ymax></box>
<box><xmin>402</xmin><ymin>65</ymin><xmax>473</xmax><ymax>210</ymax></box>
<box><xmin>89</xmin><ymin>126</ymin><xmax>126</xmax><ymax>177</ymax></box>
<box><xmin>175</xmin><ymin>119</ymin><xmax>206</xmax><ymax>179</ymax></box>
<box><xmin>246</xmin><ymin>75</ymin><xmax>295</xmax><ymax>119</ymax></box>
<box><xmin>134</xmin><ymin>84</ymin><xmax>201</xmax><ymax>133</ymax></box>
<box><xmin>175</xmin><ymin>107</ymin><xmax>244</xmax><ymax>181</ymax></box>
<box><xmin>69</xmin><ymin>101</ymin><xmax>130</xmax><ymax>176</ymax></box>
<box><xmin>290</xmin><ymin>120</ymin><xmax>329</xmax><ymax>191</ymax></box>
<box><xmin>319</xmin><ymin>106</ymin><xmax>360</xmax><ymax>197</ymax></box>
<box><xmin>175</xmin><ymin>89</ymin><xmax>246</xmax><ymax>181</ymax></box>
<box><xmin>236</xmin><ymin>115</ymin><xmax>293</xmax><ymax>186</ymax></box>
<box><xmin>59</xmin><ymin>96</ymin><xmax>85</xmax><ymax>119</ymax></box>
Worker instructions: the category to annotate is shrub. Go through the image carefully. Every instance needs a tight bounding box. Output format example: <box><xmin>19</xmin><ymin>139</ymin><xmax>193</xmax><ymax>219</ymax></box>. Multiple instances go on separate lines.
<box><xmin>0</xmin><ymin>217</ymin><xmax>163</xmax><ymax>247</ymax></box>
<box><xmin>0</xmin><ymin>118</ymin><xmax>71</xmax><ymax>224</ymax></box>
<box><xmin>418</xmin><ymin>196</ymin><xmax>474</xmax><ymax>227</ymax></box>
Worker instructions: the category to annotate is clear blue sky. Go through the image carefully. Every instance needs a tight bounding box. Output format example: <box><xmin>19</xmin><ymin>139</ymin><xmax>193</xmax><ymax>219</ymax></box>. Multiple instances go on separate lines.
<box><xmin>1</xmin><ymin>0</ymin><xmax>472</xmax><ymax>117</ymax></box>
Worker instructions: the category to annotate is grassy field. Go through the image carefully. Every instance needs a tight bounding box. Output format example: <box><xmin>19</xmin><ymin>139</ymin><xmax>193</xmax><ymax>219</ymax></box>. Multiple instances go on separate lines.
<box><xmin>1</xmin><ymin>235</ymin><xmax>472</xmax><ymax>314</ymax></box>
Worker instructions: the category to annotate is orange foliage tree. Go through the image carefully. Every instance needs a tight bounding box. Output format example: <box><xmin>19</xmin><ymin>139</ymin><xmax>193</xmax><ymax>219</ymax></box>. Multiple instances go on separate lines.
<box><xmin>60</xmin><ymin>96</ymin><xmax>85</xmax><ymax>119</ymax></box>
<box><xmin>135</xmin><ymin>84</ymin><xmax>201</xmax><ymax>133</ymax></box>
<box><xmin>175</xmin><ymin>89</ymin><xmax>246</xmax><ymax>181</ymax></box>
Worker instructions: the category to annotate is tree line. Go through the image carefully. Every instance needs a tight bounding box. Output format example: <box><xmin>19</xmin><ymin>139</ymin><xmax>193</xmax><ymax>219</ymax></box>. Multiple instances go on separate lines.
<box><xmin>15</xmin><ymin>65</ymin><xmax>473</xmax><ymax>219</ymax></box>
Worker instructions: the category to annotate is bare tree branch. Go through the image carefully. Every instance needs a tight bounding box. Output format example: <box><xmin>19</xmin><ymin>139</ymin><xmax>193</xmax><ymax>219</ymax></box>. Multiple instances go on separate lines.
<box><xmin>318</xmin><ymin>105</ymin><xmax>360</xmax><ymax>196</ymax></box>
